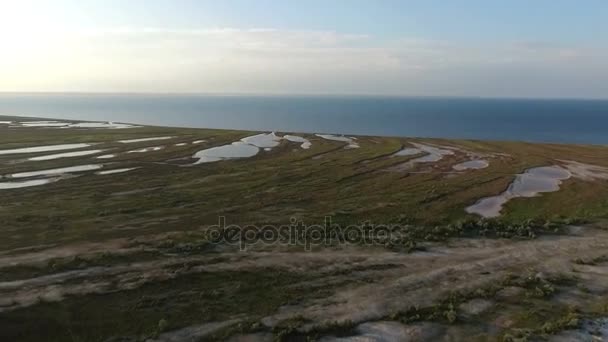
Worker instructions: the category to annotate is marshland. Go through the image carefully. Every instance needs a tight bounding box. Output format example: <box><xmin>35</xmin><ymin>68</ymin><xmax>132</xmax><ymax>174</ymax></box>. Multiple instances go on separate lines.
<box><xmin>1</xmin><ymin>115</ymin><xmax>608</xmax><ymax>341</ymax></box>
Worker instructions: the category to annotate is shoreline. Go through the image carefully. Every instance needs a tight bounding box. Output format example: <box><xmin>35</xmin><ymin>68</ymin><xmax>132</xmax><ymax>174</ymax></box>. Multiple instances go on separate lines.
<box><xmin>1</xmin><ymin>114</ymin><xmax>607</xmax><ymax>148</ymax></box>
<box><xmin>1</xmin><ymin>94</ymin><xmax>607</xmax><ymax>145</ymax></box>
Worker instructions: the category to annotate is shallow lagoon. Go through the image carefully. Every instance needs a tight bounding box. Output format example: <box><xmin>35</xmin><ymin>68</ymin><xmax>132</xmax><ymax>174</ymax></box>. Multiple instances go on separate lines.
<box><xmin>192</xmin><ymin>141</ymin><xmax>259</xmax><ymax>164</ymax></box>
<box><xmin>191</xmin><ymin>133</ymin><xmax>292</xmax><ymax>164</ymax></box>
<box><xmin>10</xmin><ymin>164</ymin><xmax>103</xmax><ymax>178</ymax></box>
<box><xmin>466</xmin><ymin>166</ymin><xmax>571</xmax><ymax>218</ymax></box>
<box><xmin>96</xmin><ymin>154</ymin><xmax>116</xmax><ymax>159</ymax></box>
<box><xmin>394</xmin><ymin>148</ymin><xmax>422</xmax><ymax>156</ymax></box>
<box><xmin>127</xmin><ymin>146</ymin><xmax>164</xmax><ymax>153</ymax></box>
<box><xmin>14</xmin><ymin>120</ymin><xmax>139</xmax><ymax>129</ymax></box>
<box><xmin>283</xmin><ymin>135</ymin><xmax>312</xmax><ymax>149</ymax></box>
<box><xmin>119</xmin><ymin>137</ymin><xmax>174</xmax><ymax>143</ymax></box>
<box><xmin>28</xmin><ymin>149</ymin><xmax>104</xmax><ymax>161</ymax></box>
<box><xmin>315</xmin><ymin>134</ymin><xmax>359</xmax><ymax>148</ymax></box>
<box><xmin>19</xmin><ymin>121</ymin><xmax>69</xmax><ymax>127</ymax></box>
<box><xmin>391</xmin><ymin>143</ymin><xmax>454</xmax><ymax>170</ymax></box>
<box><xmin>559</xmin><ymin>160</ymin><xmax>608</xmax><ymax>181</ymax></box>
<box><xmin>67</xmin><ymin>122</ymin><xmax>139</xmax><ymax>129</ymax></box>
<box><xmin>241</xmin><ymin>133</ymin><xmax>281</xmax><ymax>148</ymax></box>
<box><xmin>0</xmin><ymin>143</ymin><xmax>91</xmax><ymax>155</ymax></box>
<box><xmin>453</xmin><ymin>160</ymin><xmax>489</xmax><ymax>171</ymax></box>
<box><xmin>97</xmin><ymin>168</ymin><xmax>139</xmax><ymax>175</ymax></box>
<box><xmin>0</xmin><ymin>178</ymin><xmax>57</xmax><ymax>190</ymax></box>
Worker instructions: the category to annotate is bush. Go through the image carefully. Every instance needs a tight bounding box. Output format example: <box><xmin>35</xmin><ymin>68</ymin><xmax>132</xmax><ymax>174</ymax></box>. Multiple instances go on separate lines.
<box><xmin>158</xmin><ymin>318</ymin><xmax>169</xmax><ymax>333</ymax></box>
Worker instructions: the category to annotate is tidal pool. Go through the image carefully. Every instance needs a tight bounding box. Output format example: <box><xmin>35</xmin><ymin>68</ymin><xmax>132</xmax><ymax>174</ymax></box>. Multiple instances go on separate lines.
<box><xmin>14</xmin><ymin>121</ymin><xmax>139</xmax><ymax>129</ymax></box>
<box><xmin>465</xmin><ymin>196</ymin><xmax>509</xmax><ymax>218</ymax></box>
<box><xmin>241</xmin><ymin>133</ymin><xmax>281</xmax><ymax>148</ymax></box>
<box><xmin>97</xmin><ymin>167</ymin><xmax>139</xmax><ymax>175</ymax></box>
<box><xmin>559</xmin><ymin>160</ymin><xmax>608</xmax><ymax>181</ymax></box>
<box><xmin>452</xmin><ymin>160</ymin><xmax>489</xmax><ymax>171</ymax></box>
<box><xmin>10</xmin><ymin>164</ymin><xmax>103</xmax><ymax>178</ymax></box>
<box><xmin>315</xmin><ymin>134</ymin><xmax>359</xmax><ymax>148</ymax></box>
<box><xmin>391</xmin><ymin>143</ymin><xmax>454</xmax><ymax>170</ymax></box>
<box><xmin>28</xmin><ymin>149</ymin><xmax>104</xmax><ymax>161</ymax></box>
<box><xmin>192</xmin><ymin>140</ymin><xmax>206</xmax><ymax>144</ymax></box>
<box><xmin>174</xmin><ymin>143</ymin><xmax>188</xmax><ymax>147</ymax></box>
<box><xmin>394</xmin><ymin>147</ymin><xmax>422</xmax><ymax>156</ymax></box>
<box><xmin>0</xmin><ymin>143</ymin><xmax>91</xmax><ymax>155</ymax></box>
<box><xmin>19</xmin><ymin>121</ymin><xmax>69</xmax><ymax>127</ymax></box>
<box><xmin>127</xmin><ymin>146</ymin><xmax>164</xmax><ymax>153</ymax></box>
<box><xmin>466</xmin><ymin>165</ymin><xmax>571</xmax><ymax>218</ymax></box>
<box><xmin>283</xmin><ymin>135</ymin><xmax>312</xmax><ymax>149</ymax></box>
<box><xmin>68</xmin><ymin>122</ymin><xmax>139</xmax><ymax>129</ymax></box>
<box><xmin>413</xmin><ymin>143</ymin><xmax>454</xmax><ymax>161</ymax></box>
<box><xmin>96</xmin><ymin>154</ymin><xmax>116</xmax><ymax>159</ymax></box>
<box><xmin>192</xmin><ymin>141</ymin><xmax>259</xmax><ymax>164</ymax></box>
<box><xmin>118</xmin><ymin>136</ymin><xmax>174</xmax><ymax>143</ymax></box>
<box><xmin>0</xmin><ymin>178</ymin><xmax>57</xmax><ymax>190</ymax></box>
<box><xmin>191</xmin><ymin>133</ymin><xmax>284</xmax><ymax>164</ymax></box>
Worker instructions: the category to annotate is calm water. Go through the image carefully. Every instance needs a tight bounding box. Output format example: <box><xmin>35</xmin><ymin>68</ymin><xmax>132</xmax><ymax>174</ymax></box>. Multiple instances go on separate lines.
<box><xmin>1</xmin><ymin>94</ymin><xmax>607</xmax><ymax>144</ymax></box>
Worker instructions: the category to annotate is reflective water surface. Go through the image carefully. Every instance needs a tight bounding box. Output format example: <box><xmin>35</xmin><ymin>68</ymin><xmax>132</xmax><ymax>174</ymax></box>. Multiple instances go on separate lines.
<box><xmin>315</xmin><ymin>134</ymin><xmax>360</xmax><ymax>148</ymax></box>
<box><xmin>452</xmin><ymin>160</ymin><xmax>489</xmax><ymax>171</ymax></box>
<box><xmin>283</xmin><ymin>135</ymin><xmax>312</xmax><ymax>149</ymax></box>
<box><xmin>192</xmin><ymin>141</ymin><xmax>259</xmax><ymax>164</ymax></box>
<box><xmin>0</xmin><ymin>143</ymin><xmax>91</xmax><ymax>155</ymax></box>
<box><xmin>97</xmin><ymin>168</ymin><xmax>139</xmax><ymax>175</ymax></box>
<box><xmin>391</xmin><ymin>143</ymin><xmax>454</xmax><ymax>170</ymax></box>
<box><xmin>127</xmin><ymin>146</ymin><xmax>164</xmax><ymax>153</ymax></box>
<box><xmin>28</xmin><ymin>150</ymin><xmax>104</xmax><ymax>161</ymax></box>
<box><xmin>240</xmin><ymin>133</ymin><xmax>281</xmax><ymax>148</ymax></box>
<box><xmin>119</xmin><ymin>137</ymin><xmax>174</xmax><ymax>143</ymax></box>
<box><xmin>466</xmin><ymin>166</ymin><xmax>571</xmax><ymax>218</ymax></box>
<box><xmin>14</xmin><ymin>121</ymin><xmax>139</xmax><ymax>129</ymax></box>
<box><xmin>96</xmin><ymin>154</ymin><xmax>116</xmax><ymax>159</ymax></box>
<box><xmin>10</xmin><ymin>164</ymin><xmax>103</xmax><ymax>178</ymax></box>
<box><xmin>0</xmin><ymin>178</ymin><xmax>57</xmax><ymax>190</ymax></box>
<box><xmin>393</xmin><ymin>148</ymin><xmax>422</xmax><ymax>156</ymax></box>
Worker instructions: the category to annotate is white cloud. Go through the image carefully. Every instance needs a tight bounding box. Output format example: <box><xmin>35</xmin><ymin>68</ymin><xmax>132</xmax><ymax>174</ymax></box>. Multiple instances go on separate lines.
<box><xmin>0</xmin><ymin>27</ymin><xmax>607</xmax><ymax>97</ymax></box>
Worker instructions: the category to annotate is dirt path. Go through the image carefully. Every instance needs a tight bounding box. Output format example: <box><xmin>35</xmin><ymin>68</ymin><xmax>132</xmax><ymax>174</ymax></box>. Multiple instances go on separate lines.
<box><xmin>2</xmin><ymin>227</ymin><xmax>608</xmax><ymax>330</ymax></box>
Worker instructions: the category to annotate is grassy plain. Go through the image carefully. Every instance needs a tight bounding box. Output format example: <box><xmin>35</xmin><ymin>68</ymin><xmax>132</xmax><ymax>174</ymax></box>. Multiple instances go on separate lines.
<box><xmin>1</xmin><ymin>115</ymin><xmax>608</xmax><ymax>341</ymax></box>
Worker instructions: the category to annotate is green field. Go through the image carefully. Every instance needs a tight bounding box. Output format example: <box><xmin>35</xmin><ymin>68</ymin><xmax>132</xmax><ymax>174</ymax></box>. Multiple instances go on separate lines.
<box><xmin>2</xmin><ymin>116</ymin><xmax>608</xmax><ymax>341</ymax></box>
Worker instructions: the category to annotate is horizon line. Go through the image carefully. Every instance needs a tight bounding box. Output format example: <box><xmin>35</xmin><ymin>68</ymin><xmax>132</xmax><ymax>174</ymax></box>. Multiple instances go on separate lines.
<box><xmin>0</xmin><ymin>91</ymin><xmax>607</xmax><ymax>101</ymax></box>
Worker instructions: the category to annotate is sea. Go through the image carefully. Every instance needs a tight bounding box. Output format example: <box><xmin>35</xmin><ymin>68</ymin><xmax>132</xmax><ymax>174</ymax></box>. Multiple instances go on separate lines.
<box><xmin>0</xmin><ymin>93</ymin><xmax>607</xmax><ymax>145</ymax></box>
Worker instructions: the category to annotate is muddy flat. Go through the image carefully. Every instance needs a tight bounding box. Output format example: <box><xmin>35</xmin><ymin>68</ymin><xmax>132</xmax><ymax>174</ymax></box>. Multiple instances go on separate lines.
<box><xmin>1</xmin><ymin>115</ymin><xmax>608</xmax><ymax>341</ymax></box>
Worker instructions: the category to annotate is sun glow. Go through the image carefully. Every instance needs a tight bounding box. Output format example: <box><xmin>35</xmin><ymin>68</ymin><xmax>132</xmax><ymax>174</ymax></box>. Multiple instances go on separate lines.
<box><xmin>0</xmin><ymin>1</ymin><xmax>75</xmax><ymax>90</ymax></box>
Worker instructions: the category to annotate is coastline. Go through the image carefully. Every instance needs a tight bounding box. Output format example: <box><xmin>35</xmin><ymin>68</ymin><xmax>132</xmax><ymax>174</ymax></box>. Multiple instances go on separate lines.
<box><xmin>1</xmin><ymin>94</ymin><xmax>608</xmax><ymax>145</ymax></box>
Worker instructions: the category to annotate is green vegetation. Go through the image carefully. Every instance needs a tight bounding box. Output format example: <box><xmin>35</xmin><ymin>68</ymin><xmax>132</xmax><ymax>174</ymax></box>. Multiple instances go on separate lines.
<box><xmin>0</xmin><ymin>269</ymin><xmax>315</xmax><ymax>341</ymax></box>
<box><xmin>2</xmin><ymin>116</ymin><xmax>608</xmax><ymax>341</ymax></box>
<box><xmin>1</xmin><ymin>116</ymin><xmax>608</xmax><ymax>252</ymax></box>
<box><xmin>0</xmin><ymin>250</ymin><xmax>161</xmax><ymax>282</ymax></box>
<box><xmin>391</xmin><ymin>271</ymin><xmax>575</xmax><ymax>323</ymax></box>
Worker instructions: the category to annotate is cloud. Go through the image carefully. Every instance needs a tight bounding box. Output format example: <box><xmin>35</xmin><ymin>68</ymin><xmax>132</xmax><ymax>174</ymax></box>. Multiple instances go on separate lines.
<box><xmin>0</xmin><ymin>27</ymin><xmax>607</xmax><ymax>97</ymax></box>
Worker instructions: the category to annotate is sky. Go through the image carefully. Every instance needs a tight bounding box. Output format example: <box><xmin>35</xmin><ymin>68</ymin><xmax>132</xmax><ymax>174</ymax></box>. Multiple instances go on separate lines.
<box><xmin>1</xmin><ymin>0</ymin><xmax>607</xmax><ymax>98</ymax></box>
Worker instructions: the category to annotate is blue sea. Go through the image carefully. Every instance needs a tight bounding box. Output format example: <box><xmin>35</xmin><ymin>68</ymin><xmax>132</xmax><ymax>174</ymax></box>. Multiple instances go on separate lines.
<box><xmin>0</xmin><ymin>94</ymin><xmax>607</xmax><ymax>145</ymax></box>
